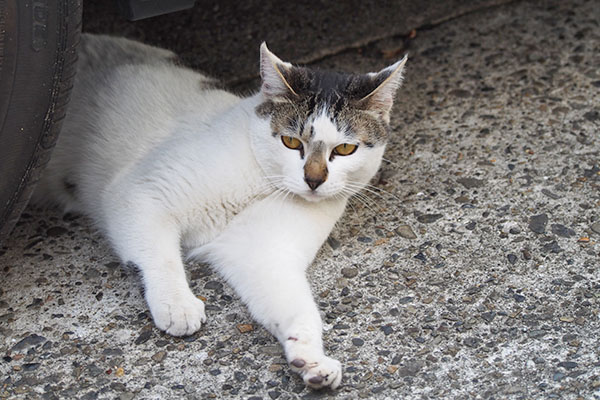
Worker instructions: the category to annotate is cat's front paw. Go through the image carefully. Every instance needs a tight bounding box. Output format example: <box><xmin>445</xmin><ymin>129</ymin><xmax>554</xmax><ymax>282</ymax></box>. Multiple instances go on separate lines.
<box><xmin>288</xmin><ymin>351</ymin><xmax>342</xmax><ymax>389</ymax></box>
<box><xmin>288</xmin><ymin>353</ymin><xmax>342</xmax><ymax>390</ymax></box>
<box><xmin>146</xmin><ymin>290</ymin><xmax>206</xmax><ymax>336</ymax></box>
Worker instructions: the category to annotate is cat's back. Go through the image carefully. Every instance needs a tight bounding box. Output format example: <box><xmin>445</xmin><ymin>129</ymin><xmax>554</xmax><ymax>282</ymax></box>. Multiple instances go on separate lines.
<box><xmin>69</xmin><ymin>34</ymin><xmax>238</xmax><ymax>150</ymax></box>
<box><xmin>35</xmin><ymin>34</ymin><xmax>240</xmax><ymax>210</ymax></box>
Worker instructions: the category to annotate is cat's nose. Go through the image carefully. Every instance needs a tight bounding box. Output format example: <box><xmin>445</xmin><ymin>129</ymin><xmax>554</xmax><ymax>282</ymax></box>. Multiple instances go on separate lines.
<box><xmin>305</xmin><ymin>176</ymin><xmax>325</xmax><ymax>191</ymax></box>
<box><xmin>303</xmin><ymin>150</ymin><xmax>328</xmax><ymax>191</ymax></box>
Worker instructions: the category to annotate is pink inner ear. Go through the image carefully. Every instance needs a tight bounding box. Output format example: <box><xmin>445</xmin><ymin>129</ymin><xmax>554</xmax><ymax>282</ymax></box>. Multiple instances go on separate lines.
<box><xmin>372</xmin><ymin>94</ymin><xmax>394</xmax><ymax>110</ymax></box>
<box><xmin>363</xmin><ymin>58</ymin><xmax>406</xmax><ymax>116</ymax></box>
<box><xmin>363</xmin><ymin>84</ymin><xmax>396</xmax><ymax>116</ymax></box>
<box><xmin>260</xmin><ymin>44</ymin><xmax>297</xmax><ymax>98</ymax></box>
<box><xmin>261</xmin><ymin>62</ymin><xmax>288</xmax><ymax>97</ymax></box>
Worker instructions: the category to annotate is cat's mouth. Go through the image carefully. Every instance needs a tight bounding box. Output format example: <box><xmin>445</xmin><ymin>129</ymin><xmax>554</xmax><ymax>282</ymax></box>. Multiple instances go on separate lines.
<box><xmin>274</xmin><ymin>179</ymin><xmax>338</xmax><ymax>203</ymax></box>
<box><xmin>297</xmin><ymin>187</ymin><xmax>338</xmax><ymax>203</ymax></box>
<box><xmin>301</xmin><ymin>191</ymin><xmax>325</xmax><ymax>202</ymax></box>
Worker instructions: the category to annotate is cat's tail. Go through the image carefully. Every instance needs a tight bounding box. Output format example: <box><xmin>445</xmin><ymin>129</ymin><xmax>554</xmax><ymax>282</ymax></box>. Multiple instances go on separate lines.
<box><xmin>30</xmin><ymin>173</ymin><xmax>82</xmax><ymax>214</ymax></box>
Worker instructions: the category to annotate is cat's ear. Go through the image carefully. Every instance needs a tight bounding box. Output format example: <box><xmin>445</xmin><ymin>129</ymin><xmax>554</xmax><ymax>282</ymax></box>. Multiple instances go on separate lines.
<box><xmin>360</xmin><ymin>55</ymin><xmax>407</xmax><ymax>122</ymax></box>
<box><xmin>260</xmin><ymin>42</ymin><xmax>299</xmax><ymax>99</ymax></box>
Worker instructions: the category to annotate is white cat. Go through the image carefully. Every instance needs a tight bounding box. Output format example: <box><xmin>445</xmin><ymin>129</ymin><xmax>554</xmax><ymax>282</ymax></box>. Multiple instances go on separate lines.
<box><xmin>33</xmin><ymin>34</ymin><xmax>406</xmax><ymax>389</ymax></box>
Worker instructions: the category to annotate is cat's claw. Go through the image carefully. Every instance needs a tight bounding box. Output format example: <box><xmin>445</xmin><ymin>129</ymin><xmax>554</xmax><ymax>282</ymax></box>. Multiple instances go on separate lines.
<box><xmin>147</xmin><ymin>291</ymin><xmax>206</xmax><ymax>337</ymax></box>
<box><xmin>289</xmin><ymin>355</ymin><xmax>342</xmax><ymax>390</ymax></box>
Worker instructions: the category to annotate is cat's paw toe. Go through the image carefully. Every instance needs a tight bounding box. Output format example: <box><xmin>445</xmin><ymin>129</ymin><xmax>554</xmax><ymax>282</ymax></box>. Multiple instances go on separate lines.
<box><xmin>289</xmin><ymin>355</ymin><xmax>342</xmax><ymax>390</ymax></box>
<box><xmin>148</xmin><ymin>293</ymin><xmax>206</xmax><ymax>337</ymax></box>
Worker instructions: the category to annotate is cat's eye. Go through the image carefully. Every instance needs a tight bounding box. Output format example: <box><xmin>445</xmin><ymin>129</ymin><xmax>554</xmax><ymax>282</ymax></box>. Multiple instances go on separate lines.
<box><xmin>332</xmin><ymin>143</ymin><xmax>358</xmax><ymax>156</ymax></box>
<box><xmin>281</xmin><ymin>135</ymin><xmax>303</xmax><ymax>150</ymax></box>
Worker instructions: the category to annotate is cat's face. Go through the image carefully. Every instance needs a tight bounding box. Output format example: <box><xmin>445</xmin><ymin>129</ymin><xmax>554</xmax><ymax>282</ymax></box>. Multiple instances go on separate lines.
<box><xmin>254</xmin><ymin>44</ymin><xmax>406</xmax><ymax>202</ymax></box>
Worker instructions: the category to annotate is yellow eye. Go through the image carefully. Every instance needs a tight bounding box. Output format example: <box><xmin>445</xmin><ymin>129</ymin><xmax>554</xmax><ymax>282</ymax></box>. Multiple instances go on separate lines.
<box><xmin>282</xmin><ymin>136</ymin><xmax>303</xmax><ymax>150</ymax></box>
<box><xmin>333</xmin><ymin>143</ymin><xmax>358</xmax><ymax>156</ymax></box>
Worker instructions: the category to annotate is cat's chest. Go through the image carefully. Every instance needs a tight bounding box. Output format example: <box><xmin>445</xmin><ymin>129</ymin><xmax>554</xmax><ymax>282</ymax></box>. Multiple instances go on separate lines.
<box><xmin>177</xmin><ymin>159</ymin><xmax>270</xmax><ymax>249</ymax></box>
<box><xmin>180</xmin><ymin>193</ymin><xmax>266</xmax><ymax>250</ymax></box>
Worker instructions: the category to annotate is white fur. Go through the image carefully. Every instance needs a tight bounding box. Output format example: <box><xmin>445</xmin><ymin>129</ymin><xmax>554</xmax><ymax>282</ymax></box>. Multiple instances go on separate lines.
<box><xmin>33</xmin><ymin>34</ymin><xmax>402</xmax><ymax>390</ymax></box>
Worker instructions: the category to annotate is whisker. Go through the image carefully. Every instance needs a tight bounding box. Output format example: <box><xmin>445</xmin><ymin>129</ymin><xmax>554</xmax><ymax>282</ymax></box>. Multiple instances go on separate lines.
<box><xmin>342</xmin><ymin>184</ymin><xmax>379</xmax><ymax>203</ymax></box>
<box><xmin>351</xmin><ymin>185</ymin><xmax>392</xmax><ymax>203</ymax></box>
<box><xmin>335</xmin><ymin>191</ymin><xmax>358</xmax><ymax>215</ymax></box>
<box><xmin>277</xmin><ymin>188</ymin><xmax>294</xmax><ymax>215</ymax></box>
<box><xmin>350</xmin><ymin>194</ymin><xmax>376</xmax><ymax>214</ymax></box>
<box><xmin>251</xmin><ymin>180</ymin><xmax>280</xmax><ymax>202</ymax></box>
<box><xmin>381</xmin><ymin>157</ymin><xmax>402</xmax><ymax>167</ymax></box>
<box><xmin>270</xmin><ymin>187</ymin><xmax>287</xmax><ymax>203</ymax></box>
<box><xmin>354</xmin><ymin>189</ymin><xmax>381</xmax><ymax>210</ymax></box>
<box><xmin>346</xmin><ymin>197</ymin><xmax>358</xmax><ymax>214</ymax></box>
<box><xmin>340</xmin><ymin>187</ymin><xmax>377</xmax><ymax>214</ymax></box>
<box><xmin>361</xmin><ymin>183</ymin><xmax>401</xmax><ymax>200</ymax></box>
<box><xmin>346</xmin><ymin>181</ymin><xmax>400</xmax><ymax>202</ymax></box>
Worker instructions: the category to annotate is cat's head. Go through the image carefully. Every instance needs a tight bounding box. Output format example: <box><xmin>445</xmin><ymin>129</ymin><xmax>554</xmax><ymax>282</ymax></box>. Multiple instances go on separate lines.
<box><xmin>253</xmin><ymin>43</ymin><xmax>406</xmax><ymax>202</ymax></box>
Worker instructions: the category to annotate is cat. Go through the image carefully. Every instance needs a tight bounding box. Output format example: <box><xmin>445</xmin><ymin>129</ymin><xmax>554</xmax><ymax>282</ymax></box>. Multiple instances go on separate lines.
<box><xmin>32</xmin><ymin>33</ymin><xmax>407</xmax><ymax>389</ymax></box>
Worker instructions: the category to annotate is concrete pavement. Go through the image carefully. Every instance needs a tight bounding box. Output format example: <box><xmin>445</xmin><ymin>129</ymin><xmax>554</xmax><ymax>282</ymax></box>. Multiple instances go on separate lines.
<box><xmin>1</xmin><ymin>0</ymin><xmax>599</xmax><ymax>398</ymax></box>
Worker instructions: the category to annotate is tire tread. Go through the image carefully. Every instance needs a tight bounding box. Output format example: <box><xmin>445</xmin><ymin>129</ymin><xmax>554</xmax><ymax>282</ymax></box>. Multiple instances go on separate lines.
<box><xmin>0</xmin><ymin>0</ymin><xmax>82</xmax><ymax>243</ymax></box>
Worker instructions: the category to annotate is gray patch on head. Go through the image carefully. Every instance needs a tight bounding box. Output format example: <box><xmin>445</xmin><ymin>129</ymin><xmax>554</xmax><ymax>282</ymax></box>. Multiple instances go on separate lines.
<box><xmin>256</xmin><ymin>66</ymin><xmax>392</xmax><ymax>146</ymax></box>
<box><xmin>256</xmin><ymin>98</ymin><xmax>314</xmax><ymax>139</ymax></box>
<box><xmin>335</xmin><ymin>105</ymin><xmax>389</xmax><ymax>145</ymax></box>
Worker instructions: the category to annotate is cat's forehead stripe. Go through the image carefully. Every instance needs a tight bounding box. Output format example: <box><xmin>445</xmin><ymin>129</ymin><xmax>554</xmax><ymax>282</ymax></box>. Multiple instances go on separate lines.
<box><xmin>312</xmin><ymin>112</ymin><xmax>340</xmax><ymax>143</ymax></box>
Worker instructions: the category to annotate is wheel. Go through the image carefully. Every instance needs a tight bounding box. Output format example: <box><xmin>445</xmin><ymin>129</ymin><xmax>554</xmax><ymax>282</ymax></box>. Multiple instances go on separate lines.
<box><xmin>0</xmin><ymin>0</ymin><xmax>81</xmax><ymax>244</ymax></box>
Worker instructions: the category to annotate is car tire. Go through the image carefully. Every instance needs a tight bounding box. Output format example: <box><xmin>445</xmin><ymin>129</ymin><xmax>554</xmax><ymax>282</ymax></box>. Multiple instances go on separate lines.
<box><xmin>0</xmin><ymin>0</ymin><xmax>81</xmax><ymax>244</ymax></box>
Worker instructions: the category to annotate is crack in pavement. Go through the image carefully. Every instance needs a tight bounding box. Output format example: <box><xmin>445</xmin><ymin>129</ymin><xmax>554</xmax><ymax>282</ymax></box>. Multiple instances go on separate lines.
<box><xmin>226</xmin><ymin>0</ymin><xmax>522</xmax><ymax>89</ymax></box>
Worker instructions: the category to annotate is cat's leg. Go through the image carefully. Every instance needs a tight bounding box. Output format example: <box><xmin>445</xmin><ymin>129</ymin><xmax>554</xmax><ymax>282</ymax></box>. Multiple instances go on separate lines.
<box><xmin>194</xmin><ymin>197</ymin><xmax>346</xmax><ymax>389</ymax></box>
<box><xmin>104</xmin><ymin>204</ymin><xmax>206</xmax><ymax>337</ymax></box>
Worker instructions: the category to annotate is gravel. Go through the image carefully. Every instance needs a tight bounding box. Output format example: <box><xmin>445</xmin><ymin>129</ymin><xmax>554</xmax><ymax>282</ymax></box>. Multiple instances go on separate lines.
<box><xmin>456</xmin><ymin>178</ymin><xmax>485</xmax><ymax>189</ymax></box>
<box><xmin>416</xmin><ymin>214</ymin><xmax>443</xmax><ymax>224</ymax></box>
<box><xmin>395</xmin><ymin>225</ymin><xmax>417</xmax><ymax>240</ymax></box>
<box><xmin>341</xmin><ymin>267</ymin><xmax>359</xmax><ymax>278</ymax></box>
<box><xmin>529</xmin><ymin>214</ymin><xmax>549</xmax><ymax>234</ymax></box>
